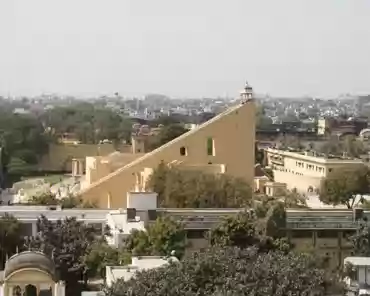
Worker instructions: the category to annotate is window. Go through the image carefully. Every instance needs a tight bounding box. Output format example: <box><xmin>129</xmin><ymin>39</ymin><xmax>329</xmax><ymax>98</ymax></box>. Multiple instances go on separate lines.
<box><xmin>207</xmin><ymin>137</ymin><xmax>215</xmax><ymax>156</ymax></box>
<box><xmin>291</xmin><ymin>230</ymin><xmax>313</xmax><ymax>239</ymax></box>
<box><xmin>317</xmin><ymin>230</ymin><xmax>338</xmax><ymax>238</ymax></box>
<box><xmin>19</xmin><ymin>223</ymin><xmax>33</xmax><ymax>236</ymax></box>
<box><xmin>180</xmin><ymin>146</ymin><xmax>187</xmax><ymax>156</ymax></box>
<box><xmin>187</xmin><ymin>229</ymin><xmax>206</xmax><ymax>239</ymax></box>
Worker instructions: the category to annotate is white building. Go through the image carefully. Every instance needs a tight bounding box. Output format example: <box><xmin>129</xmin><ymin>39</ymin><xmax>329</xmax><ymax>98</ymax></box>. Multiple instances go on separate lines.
<box><xmin>0</xmin><ymin>192</ymin><xmax>242</xmax><ymax>249</ymax></box>
<box><xmin>105</xmin><ymin>256</ymin><xmax>178</xmax><ymax>287</ymax></box>
<box><xmin>344</xmin><ymin>257</ymin><xmax>370</xmax><ymax>296</ymax></box>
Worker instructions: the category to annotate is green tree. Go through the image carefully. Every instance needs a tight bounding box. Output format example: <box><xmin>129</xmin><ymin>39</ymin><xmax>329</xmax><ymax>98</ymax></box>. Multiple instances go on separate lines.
<box><xmin>83</xmin><ymin>242</ymin><xmax>130</xmax><ymax>279</ymax></box>
<box><xmin>350</xmin><ymin>220</ymin><xmax>370</xmax><ymax>257</ymax></box>
<box><xmin>147</xmin><ymin>124</ymin><xmax>188</xmax><ymax>150</ymax></box>
<box><xmin>29</xmin><ymin>192</ymin><xmax>59</xmax><ymax>205</ymax></box>
<box><xmin>209</xmin><ymin>206</ymin><xmax>289</xmax><ymax>253</ymax></box>
<box><xmin>0</xmin><ymin>112</ymin><xmax>51</xmax><ymax>184</ymax></box>
<box><xmin>0</xmin><ymin>214</ymin><xmax>23</xmax><ymax>269</ymax></box>
<box><xmin>147</xmin><ymin>163</ymin><xmax>252</xmax><ymax>208</ymax></box>
<box><xmin>277</xmin><ymin>134</ymin><xmax>303</xmax><ymax>150</ymax></box>
<box><xmin>255</xmin><ymin>143</ymin><xmax>264</xmax><ymax>164</ymax></box>
<box><xmin>24</xmin><ymin>215</ymin><xmax>102</xmax><ymax>293</ymax></box>
<box><xmin>59</xmin><ymin>194</ymin><xmax>97</xmax><ymax>209</ymax></box>
<box><xmin>42</xmin><ymin>103</ymin><xmax>132</xmax><ymax>144</ymax></box>
<box><xmin>104</xmin><ymin>246</ymin><xmax>343</xmax><ymax>296</ymax></box>
<box><xmin>209</xmin><ymin>211</ymin><xmax>261</xmax><ymax>249</ymax></box>
<box><xmin>320</xmin><ymin>167</ymin><xmax>370</xmax><ymax>208</ymax></box>
<box><xmin>124</xmin><ymin>216</ymin><xmax>186</xmax><ymax>258</ymax></box>
<box><xmin>255</xmin><ymin>105</ymin><xmax>273</xmax><ymax>129</ymax></box>
<box><xmin>29</xmin><ymin>192</ymin><xmax>97</xmax><ymax>208</ymax></box>
<box><xmin>283</xmin><ymin>188</ymin><xmax>308</xmax><ymax>208</ymax></box>
<box><xmin>319</xmin><ymin>135</ymin><xmax>366</xmax><ymax>158</ymax></box>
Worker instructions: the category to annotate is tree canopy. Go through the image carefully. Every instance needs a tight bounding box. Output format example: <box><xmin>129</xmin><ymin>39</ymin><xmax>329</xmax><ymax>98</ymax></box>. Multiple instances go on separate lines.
<box><xmin>41</xmin><ymin>103</ymin><xmax>132</xmax><ymax>144</ymax></box>
<box><xmin>123</xmin><ymin>216</ymin><xmax>187</xmax><ymax>259</ymax></box>
<box><xmin>350</xmin><ymin>219</ymin><xmax>370</xmax><ymax>257</ymax></box>
<box><xmin>104</xmin><ymin>246</ymin><xmax>343</xmax><ymax>296</ymax></box>
<box><xmin>320</xmin><ymin>166</ymin><xmax>370</xmax><ymax>208</ymax></box>
<box><xmin>318</xmin><ymin>135</ymin><xmax>366</xmax><ymax>158</ymax></box>
<box><xmin>24</xmin><ymin>215</ymin><xmax>102</xmax><ymax>292</ymax></box>
<box><xmin>0</xmin><ymin>112</ymin><xmax>51</xmax><ymax>183</ymax></box>
<box><xmin>147</xmin><ymin>163</ymin><xmax>252</xmax><ymax>208</ymax></box>
<box><xmin>83</xmin><ymin>241</ymin><xmax>131</xmax><ymax>279</ymax></box>
<box><xmin>209</xmin><ymin>203</ymin><xmax>289</xmax><ymax>253</ymax></box>
<box><xmin>0</xmin><ymin>214</ymin><xmax>23</xmax><ymax>269</ymax></box>
<box><xmin>29</xmin><ymin>192</ymin><xmax>97</xmax><ymax>208</ymax></box>
<box><xmin>147</xmin><ymin>124</ymin><xmax>188</xmax><ymax>151</ymax></box>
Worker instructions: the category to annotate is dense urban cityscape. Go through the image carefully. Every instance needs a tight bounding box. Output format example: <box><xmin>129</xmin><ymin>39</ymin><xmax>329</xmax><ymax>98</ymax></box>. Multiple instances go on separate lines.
<box><xmin>2</xmin><ymin>0</ymin><xmax>370</xmax><ymax>295</ymax></box>
<box><xmin>1</xmin><ymin>82</ymin><xmax>370</xmax><ymax>295</ymax></box>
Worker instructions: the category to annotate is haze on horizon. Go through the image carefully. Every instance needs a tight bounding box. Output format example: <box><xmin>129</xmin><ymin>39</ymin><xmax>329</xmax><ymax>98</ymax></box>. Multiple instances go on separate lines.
<box><xmin>0</xmin><ymin>0</ymin><xmax>370</xmax><ymax>98</ymax></box>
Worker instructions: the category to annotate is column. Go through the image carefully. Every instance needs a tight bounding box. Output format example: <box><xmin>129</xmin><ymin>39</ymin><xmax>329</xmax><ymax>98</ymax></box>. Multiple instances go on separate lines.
<box><xmin>32</xmin><ymin>223</ymin><xmax>37</xmax><ymax>236</ymax></box>
<box><xmin>77</xmin><ymin>160</ymin><xmax>82</xmax><ymax>175</ymax></box>
<box><xmin>71</xmin><ymin>159</ymin><xmax>77</xmax><ymax>177</ymax></box>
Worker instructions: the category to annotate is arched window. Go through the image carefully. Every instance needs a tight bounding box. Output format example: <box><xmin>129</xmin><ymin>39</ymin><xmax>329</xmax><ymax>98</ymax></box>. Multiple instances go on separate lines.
<box><xmin>39</xmin><ymin>286</ymin><xmax>52</xmax><ymax>296</ymax></box>
<box><xmin>180</xmin><ymin>146</ymin><xmax>187</xmax><ymax>156</ymax></box>
<box><xmin>24</xmin><ymin>284</ymin><xmax>37</xmax><ymax>296</ymax></box>
<box><xmin>13</xmin><ymin>286</ymin><xmax>22</xmax><ymax>296</ymax></box>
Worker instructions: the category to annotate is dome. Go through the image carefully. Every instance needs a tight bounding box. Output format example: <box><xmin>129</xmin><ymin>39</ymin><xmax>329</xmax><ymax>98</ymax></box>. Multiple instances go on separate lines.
<box><xmin>4</xmin><ymin>251</ymin><xmax>57</xmax><ymax>281</ymax></box>
<box><xmin>360</xmin><ymin>128</ymin><xmax>370</xmax><ymax>137</ymax></box>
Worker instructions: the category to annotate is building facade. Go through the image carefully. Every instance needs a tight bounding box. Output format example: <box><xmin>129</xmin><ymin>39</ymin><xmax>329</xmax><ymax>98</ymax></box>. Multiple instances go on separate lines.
<box><xmin>286</xmin><ymin>208</ymin><xmax>369</xmax><ymax>268</ymax></box>
<box><xmin>79</xmin><ymin>83</ymin><xmax>256</xmax><ymax>208</ymax></box>
<box><xmin>265</xmin><ymin>148</ymin><xmax>365</xmax><ymax>194</ymax></box>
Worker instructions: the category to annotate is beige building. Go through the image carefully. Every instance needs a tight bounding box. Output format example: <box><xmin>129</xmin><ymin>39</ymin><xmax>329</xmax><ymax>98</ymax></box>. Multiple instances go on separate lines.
<box><xmin>79</xmin><ymin>83</ymin><xmax>256</xmax><ymax>208</ymax></box>
<box><xmin>286</xmin><ymin>208</ymin><xmax>367</xmax><ymax>268</ymax></box>
<box><xmin>265</xmin><ymin>148</ymin><xmax>365</xmax><ymax>194</ymax></box>
<box><xmin>0</xmin><ymin>251</ymin><xmax>65</xmax><ymax>296</ymax></box>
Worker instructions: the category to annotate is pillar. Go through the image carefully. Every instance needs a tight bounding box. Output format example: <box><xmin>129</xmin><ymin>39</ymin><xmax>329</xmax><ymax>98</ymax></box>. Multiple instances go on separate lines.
<box><xmin>72</xmin><ymin>159</ymin><xmax>84</xmax><ymax>177</ymax></box>
<box><xmin>71</xmin><ymin>159</ymin><xmax>78</xmax><ymax>177</ymax></box>
<box><xmin>54</xmin><ymin>282</ymin><xmax>65</xmax><ymax>296</ymax></box>
<box><xmin>107</xmin><ymin>192</ymin><xmax>112</xmax><ymax>209</ymax></box>
<box><xmin>134</xmin><ymin>173</ymin><xmax>141</xmax><ymax>192</ymax></box>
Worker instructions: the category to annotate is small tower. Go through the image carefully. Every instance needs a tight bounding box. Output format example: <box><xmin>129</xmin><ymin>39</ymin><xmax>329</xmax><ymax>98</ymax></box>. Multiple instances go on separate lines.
<box><xmin>240</xmin><ymin>81</ymin><xmax>253</xmax><ymax>102</ymax></box>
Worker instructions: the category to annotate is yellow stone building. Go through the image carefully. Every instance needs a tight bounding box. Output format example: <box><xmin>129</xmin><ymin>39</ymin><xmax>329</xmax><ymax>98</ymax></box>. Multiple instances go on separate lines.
<box><xmin>79</xmin><ymin>83</ymin><xmax>256</xmax><ymax>208</ymax></box>
<box><xmin>265</xmin><ymin>148</ymin><xmax>365</xmax><ymax>195</ymax></box>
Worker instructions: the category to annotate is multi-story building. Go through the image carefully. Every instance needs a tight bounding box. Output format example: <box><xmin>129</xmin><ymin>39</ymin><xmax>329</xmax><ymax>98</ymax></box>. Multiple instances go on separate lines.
<box><xmin>265</xmin><ymin>148</ymin><xmax>365</xmax><ymax>194</ymax></box>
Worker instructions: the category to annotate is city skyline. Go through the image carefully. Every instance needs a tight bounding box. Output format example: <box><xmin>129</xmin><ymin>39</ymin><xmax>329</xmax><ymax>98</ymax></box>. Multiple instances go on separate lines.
<box><xmin>1</xmin><ymin>0</ymin><xmax>370</xmax><ymax>98</ymax></box>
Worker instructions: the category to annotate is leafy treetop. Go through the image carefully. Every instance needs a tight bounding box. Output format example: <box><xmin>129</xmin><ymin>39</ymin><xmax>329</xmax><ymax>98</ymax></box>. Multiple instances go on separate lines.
<box><xmin>320</xmin><ymin>166</ymin><xmax>370</xmax><ymax>209</ymax></box>
<box><xmin>147</xmin><ymin>163</ymin><xmax>252</xmax><ymax>208</ymax></box>
<box><xmin>123</xmin><ymin>216</ymin><xmax>187</xmax><ymax>259</ymax></box>
<box><xmin>0</xmin><ymin>214</ymin><xmax>24</xmax><ymax>269</ymax></box>
<box><xmin>104</xmin><ymin>246</ymin><xmax>343</xmax><ymax>296</ymax></box>
<box><xmin>24</xmin><ymin>215</ymin><xmax>102</xmax><ymax>290</ymax></box>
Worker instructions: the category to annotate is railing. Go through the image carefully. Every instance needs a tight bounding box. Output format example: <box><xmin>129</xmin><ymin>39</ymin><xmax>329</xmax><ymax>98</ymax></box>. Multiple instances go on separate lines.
<box><xmin>286</xmin><ymin>221</ymin><xmax>358</xmax><ymax>229</ymax></box>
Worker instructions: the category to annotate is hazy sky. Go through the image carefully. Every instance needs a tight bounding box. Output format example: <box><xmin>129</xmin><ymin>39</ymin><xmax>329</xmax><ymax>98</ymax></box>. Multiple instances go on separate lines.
<box><xmin>1</xmin><ymin>0</ymin><xmax>370</xmax><ymax>98</ymax></box>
